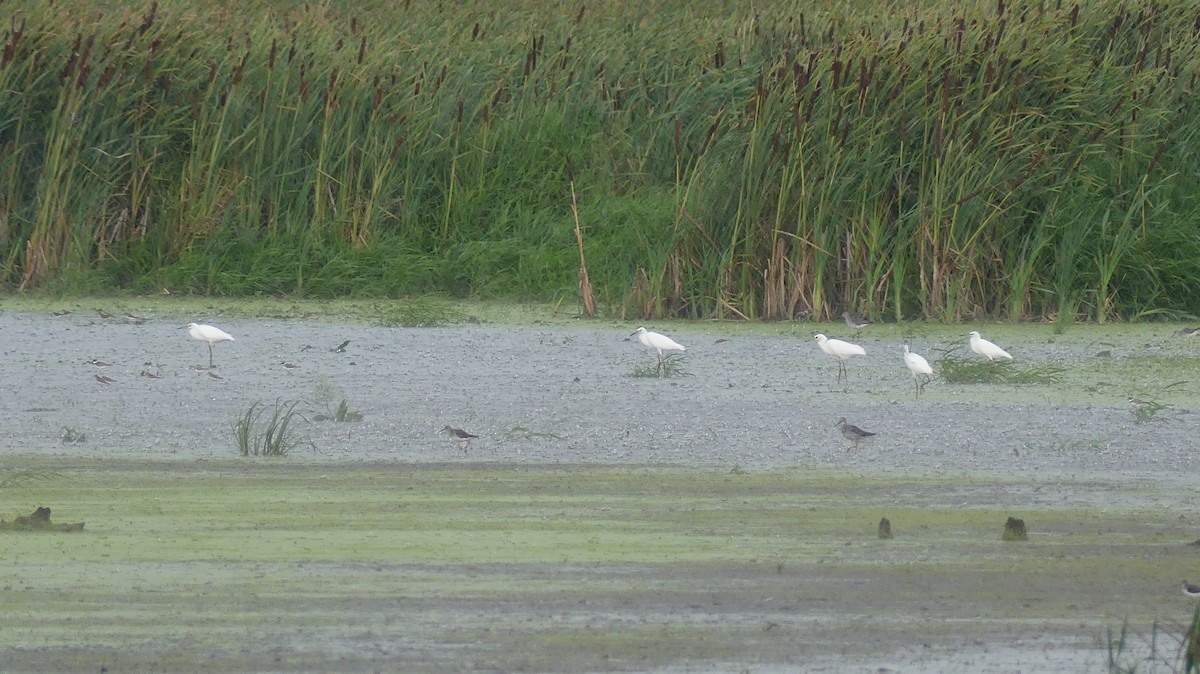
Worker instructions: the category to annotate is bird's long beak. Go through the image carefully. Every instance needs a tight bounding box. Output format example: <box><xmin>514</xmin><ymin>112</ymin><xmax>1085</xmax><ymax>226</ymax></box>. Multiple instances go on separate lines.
<box><xmin>629</xmin><ymin>330</ymin><xmax>639</xmax><ymax>337</ymax></box>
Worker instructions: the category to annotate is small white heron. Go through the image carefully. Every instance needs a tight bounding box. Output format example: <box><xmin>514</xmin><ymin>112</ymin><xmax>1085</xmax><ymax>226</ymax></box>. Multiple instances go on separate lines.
<box><xmin>834</xmin><ymin>417</ymin><xmax>876</xmax><ymax>451</ymax></box>
<box><xmin>185</xmin><ymin>322</ymin><xmax>235</xmax><ymax>368</ymax></box>
<box><xmin>442</xmin><ymin>425</ymin><xmax>478</xmax><ymax>454</ymax></box>
<box><xmin>967</xmin><ymin>331</ymin><xmax>1012</xmax><ymax>361</ymax></box>
<box><xmin>814</xmin><ymin>334</ymin><xmax>866</xmax><ymax>383</ymax></box>
<box><xmin>630</xmin><ymin>327</ymin><xmax>686</xmax><ymax>377</ymax></box>
<box><xmin>902</xmin><ymin>345</ymin><xmax>934</xmax><ymax>398</ymax></box>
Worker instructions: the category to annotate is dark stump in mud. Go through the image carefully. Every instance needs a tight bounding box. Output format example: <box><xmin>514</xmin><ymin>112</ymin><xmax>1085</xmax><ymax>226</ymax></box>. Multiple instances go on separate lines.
<box><xmin>1002</xmin><ymin>516</ymin><xmax>1028</xmax><ymax>541</ymax></box>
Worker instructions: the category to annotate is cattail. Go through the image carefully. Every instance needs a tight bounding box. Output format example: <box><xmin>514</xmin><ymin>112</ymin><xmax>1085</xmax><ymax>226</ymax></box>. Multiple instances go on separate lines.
<box><xmin>138</xmin><ymin>1</ymin><xmax>157</xmax><ymax>35</ymax></box>
<box><xmin>268</xmin><ymin>39</ymin><xmax>277</xmax><ymax>70</ymax></box>
<box><xmin>714</xmin><ymin>39</ymin><xmax>724</xmax><ymax>69</ymax></box>
<box><xmin>357</xmin><ymin>35</ymin><xmax>366</xmax><ymax>65</ymax></box>
<box><xmin>575</xmin><ymin>5</ymin><xmax>586</xmax><ymax>24</ymax></box>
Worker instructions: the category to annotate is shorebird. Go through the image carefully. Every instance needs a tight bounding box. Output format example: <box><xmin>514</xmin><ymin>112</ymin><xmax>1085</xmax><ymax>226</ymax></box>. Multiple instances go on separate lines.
<box><xmin>842</xmin><ymin>311</ymin><xmax>871</xmax><ymax>334</ymax></box>
<box><xmin>124</xmin><ymin>312</ymin><xmax>146</xmax><ymax>325</ymax></box>
<box><xmin>814</xmin><ymin>334</ymin><xmax>866</xmax><ymax>383</ymax></box>
<box><xmin>96</xmin><ymin>309</ymin><xmax>113</xmax><ymax>320</ymax></box>
<box><xmin>834</xmin><ymin>417</ymin><xmax>876</xmax><ymax>451</ymax></box>
<box><xmin>902</xmin><ymin>345</ymin><xmax>934</xmax><ymax>398</ymax></box>
<box><xmin>94</xmin><ymin>374</ymin><xmax>116</xmax><ymax>385</ymax></box>
<box><xmin>442</xmin><ymin>426</ymin><xmax>478</xmax><ymax>454</ymax></box>
<box><xmin>185</xmin><ymin>323</ymin><xmax>235</xmax><ymax>369</ymax></box>
<box><xmin>1177</xmin><ymin>327</ymin><xmax>1200</xmax><ymax>337</ymax></box>
<box><xmin>332</xmin><ymin>340</ymin><xmax>350</xmax><ymax>353</ymax></box>
<box><xmin>1183</xmin><ymin>580</ymin><xmax>1200</xmax><ymax>598</ymax></box>
<box><xmin>280</xmin><ymin>362</ymin><xmax>300</xmax><ymax>369</ymax></box>
<box><xmin>967</xmin><ymin>331</ymin><xmax>1013</xmax><ymax>362</ymax></box>
<box><xmin>630</xmin><ymin>327</ymin><xmax>686</xmax><ymax>377</ymax></box>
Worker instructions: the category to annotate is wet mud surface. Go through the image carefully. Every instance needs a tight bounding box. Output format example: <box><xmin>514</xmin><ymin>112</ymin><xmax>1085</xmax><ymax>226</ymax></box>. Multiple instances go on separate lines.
<box><xmin>3</xmin><ymin>306</ymin><xmax>1200</xmax><ymax>672</ymax></box>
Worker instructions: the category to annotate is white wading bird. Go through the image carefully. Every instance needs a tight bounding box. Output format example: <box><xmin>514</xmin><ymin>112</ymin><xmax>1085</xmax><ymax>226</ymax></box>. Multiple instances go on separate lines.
<box><xmin>967</xmin><ymin>331</ymin><xmax>1012</xmax><ymax>362</ymax></box>
<box><xmin>814</xmin><ymin>334</ymin><xmax>866</xmax><ymax>383</ymax></box>
<box><xmin>902</xmin><ymin>345</ymin><xmax>934</xmax><ymax>398</ymax></box>
<box><xmin>185</xmin><ymin>323</ymin><xmax>235</xmax><ymax>369</ymax></box>
<box><xmin>630</xmin><ymin>327</ymin><xmax>686</xmax><ymax>377</ymax></box>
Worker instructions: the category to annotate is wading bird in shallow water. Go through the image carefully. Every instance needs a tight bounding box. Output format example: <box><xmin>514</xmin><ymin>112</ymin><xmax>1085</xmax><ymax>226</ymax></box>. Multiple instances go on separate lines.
<box><xmin>630</xmin><ymin>327</ymin><xmax>686</xmax><ymax>377</ymax></box>
<box><xmin>902</xmin><ymin>345</ymin><xmax>934</xmax><ymax>398</ymax></box>
<box><xmin>814</xmin><ymin>334</ymin><xmax>866</xmax><ymax>383</ymax></box>
<box><xmin>841</xmin><ymin>311</ymin><xmax>870</xmax><ymax>335</ymax></box>
<box><xmin>442</xmin><ymin>426</ymin><xmax>478</xmax><ymax>454</ymax></box>
<box><xmin>834</xmin><ymin>417</ymin><xmax>876</xmax><ymax>451</ymax></box>
<box><xmin>185</xmin><ymin>323</ymin><xmax>235</xmax><ymax>369</ymax></box>
<box><xmin>967</xmin><ymin>331</ymin><xmax>1012</xmax><ymax>362</ymax></box>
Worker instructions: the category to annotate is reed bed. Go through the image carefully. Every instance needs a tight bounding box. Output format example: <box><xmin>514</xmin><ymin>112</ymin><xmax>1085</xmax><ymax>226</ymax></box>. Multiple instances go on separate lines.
<box><xmin>1</xmin><ymin>0</ymin><xmax>1198</xmax><ymax>321</ymax></box>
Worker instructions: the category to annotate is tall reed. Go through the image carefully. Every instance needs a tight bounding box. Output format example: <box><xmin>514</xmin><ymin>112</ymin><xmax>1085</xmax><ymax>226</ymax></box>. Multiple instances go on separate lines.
<box><xmin>0</xmin><ymin>1</ymin><xmax>1197</xmax><ymax>321</ymax></box>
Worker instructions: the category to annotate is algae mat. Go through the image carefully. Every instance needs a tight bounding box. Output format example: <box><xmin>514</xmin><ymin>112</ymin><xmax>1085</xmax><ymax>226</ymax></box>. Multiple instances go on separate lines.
<box><xmin>2</xmin><ymin>458</ymin><xmax>1198</xmax><ymax>673</ymax></box>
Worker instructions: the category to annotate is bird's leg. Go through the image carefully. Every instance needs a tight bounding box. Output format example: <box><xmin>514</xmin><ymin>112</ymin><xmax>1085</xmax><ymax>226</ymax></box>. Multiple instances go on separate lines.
<box><xmin>656</xmin><ymin>351</ymin><xmax>665</xmax><ymax>378</ymax></box>
<box><xmin>208</xmin><ymin>344</ymin><xmax>214</xmax><ymax>369</ymax></box>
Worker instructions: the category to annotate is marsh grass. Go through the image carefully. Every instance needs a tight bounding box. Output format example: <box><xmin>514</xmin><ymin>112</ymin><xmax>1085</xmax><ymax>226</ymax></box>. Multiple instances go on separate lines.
<box><xmin>938</xmin><ymin>352</ymin><xmax>1065</xmax><ymax>385</ymax></box>
<box><xmin>503</xmin><ymin>425</ymin><xmax>566</xmax><ymax>442</ymax></box>
<box><xmin>233</xmin><ymin>400</ymin><xmax>310</xmax><ymax>456</ymax></box>
<box><xmin>313</xmin><ymin>399</ymin><xmax>363</xmax><ymax>423</ymax></box>
<box><xmin>631</xmin><ymin>353</ymin><xmax>690</xmax><ymax>379</ymax></box>
<box><xmin>1128</xmin><ymin>381</ymin><xmax>1186</xmax><ymax>424</ymax></box>
<box><xmin>59</xmin><ymin>427</ymin><xmax>86</xmax><ymax>444</ymax></box>
<box><xmin>374</xmin><ymin>300</ymin><xmax>470</xmax><ymax>328</ymax></box>
<box><xmin>1106</xmin><ymin>613</ymin><xmax>1197</xmax><ymax>674</ymax></box>
<box><xmin>1</xmin><ymin>2</ymin><xmax>1200</xmax><ymax>320</ymax></box>
<box><xmin>0</xmin><ymin>469</ymin><xmax>61</xmax><ymax>489</ymax></box>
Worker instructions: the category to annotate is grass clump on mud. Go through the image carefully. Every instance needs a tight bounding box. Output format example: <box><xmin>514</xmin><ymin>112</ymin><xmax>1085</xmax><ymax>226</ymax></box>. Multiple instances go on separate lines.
<box><xmin>233</xmin><ymin>400</ymin><xmax>310</xmax><ymax>456</ymax></box>
<box><xmin>939</xmin><ymin>353</ymin><xmax>1065</xmax><ymax>385</ymax></box>
<box><xmin>630</xmin><ymin>353</ymin><xmax>690</xmax><ymax>379</ymax></box>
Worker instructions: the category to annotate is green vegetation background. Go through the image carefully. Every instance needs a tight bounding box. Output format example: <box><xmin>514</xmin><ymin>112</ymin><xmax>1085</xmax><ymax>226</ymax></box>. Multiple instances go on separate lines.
<box><xmin>1</xmin><ymin>0</ymin><xmax>1198</xmax><ymax>322</ymax></box>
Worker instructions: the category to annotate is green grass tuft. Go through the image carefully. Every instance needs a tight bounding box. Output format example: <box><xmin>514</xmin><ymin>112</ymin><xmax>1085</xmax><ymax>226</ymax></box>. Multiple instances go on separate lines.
<box><xmin>233</xmin><ymin>400</ymin><xmax>311</xmax><ymax>457</ymax></box>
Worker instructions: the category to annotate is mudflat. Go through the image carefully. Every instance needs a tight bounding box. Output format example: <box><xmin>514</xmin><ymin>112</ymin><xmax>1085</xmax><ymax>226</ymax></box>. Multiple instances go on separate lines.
<box><xmin>2</xmin><ymin>303</ymin><xmax>1198</xmax><ymax>672</ymax></box>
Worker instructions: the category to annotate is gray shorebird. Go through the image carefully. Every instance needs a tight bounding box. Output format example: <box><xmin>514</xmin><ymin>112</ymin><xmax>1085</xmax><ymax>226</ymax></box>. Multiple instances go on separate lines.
<box><xmin>1177</xmin><ymin>327</ymin><xmax>1200</xmax><ymax>337</ymax></box>
<box><xmin>1183</xmin><ymin>580</ymin><xmax>1200</xmax><ymax>598</ymax></box>
<box><xmin>841</xmin><ymin>311</ymin><xmax>870</xmax><ymax>334</ymax></box>
<box><xmin>442</xmin><ymin>425</ymin><xmax>478</xmax><ymax>454</ymax></box>
<box><xmin>834</xmin><ymin>417</ymin><xmax>876</xmax><ymax>451</ymax></box>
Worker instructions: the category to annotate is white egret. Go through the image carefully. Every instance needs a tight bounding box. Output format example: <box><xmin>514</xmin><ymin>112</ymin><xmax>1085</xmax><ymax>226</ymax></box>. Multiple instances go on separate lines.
<box><xmin>442</xmin><ymin>425</ymin><xmax>478</xmax><ymax>454</ymax></box>
<box><xmin>841</xmin><ymin>311</ymin><xmax>870</xmax><ymax>334</ymax></box>
<box><xmin>630</xmin><ymin>327</ymin><xmax>686</xmax><ymax>377</ymax></box>
<box><xmin>185</xmin><ymin>322</ymin><xmax>235</xmax><ymax>368</ymax></box>
<box><xmin>814</xmin><ymin>334</ymin><xmax>866</xmax><ymax>383</ymax></box>
<box><xmin>902</xmin><ymin>345</ymin><xmax>934</xmax><ymax>398</ymax></box>
<box><xmin>834</xmin><ymin>417</ymin><xmax>876</xmax><ymax>451</ymax></box>
<box><xmin>967</xmin><ymin>331</ymin><xmax>1012</xmax><ymax>361</ymax></box>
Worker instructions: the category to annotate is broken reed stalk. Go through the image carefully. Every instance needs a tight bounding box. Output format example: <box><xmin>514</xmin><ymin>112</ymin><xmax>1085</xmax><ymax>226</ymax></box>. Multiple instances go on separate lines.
<box><xmin>569</xmin><ymin>174</ymin><xmax>595</xmax><ymax>317</ymax></box>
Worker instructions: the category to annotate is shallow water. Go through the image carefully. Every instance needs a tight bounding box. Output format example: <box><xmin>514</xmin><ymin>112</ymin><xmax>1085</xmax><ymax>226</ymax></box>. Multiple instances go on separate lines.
<box><xmin>3</xmin><ymin>306</ymin><xmax>1200</xmax><ymax>673</ymax></box>
<box><xmin>2</xmin><ymin>309</ymin><xmax>1196</xmax><ymax>478</ymax></box>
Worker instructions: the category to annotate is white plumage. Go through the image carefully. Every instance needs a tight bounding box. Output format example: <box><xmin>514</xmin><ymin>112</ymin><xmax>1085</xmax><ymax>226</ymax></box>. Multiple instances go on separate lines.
<box><xmin>967</xmin><ymin>331</ymin><xmax>1012</xmax><ymax>361</ymax></box>
<box><xmin>902</xmin><ymin>345</ymin><xmax>934</xmax><ymax>397</ymax></box>
<box><xmin>186</xmin><ymin>322</ymin><xmax>235</xmax><ymax>368</ymax></box>
<box><xmin>814</xmin><ymin>334</ymin><xmax>866</xmax><ymax>383</ymax></box>
<box><xmin>631</xmin><ymin>327</ymin><xmax>686</xmax><ymax>376</ymax></box>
